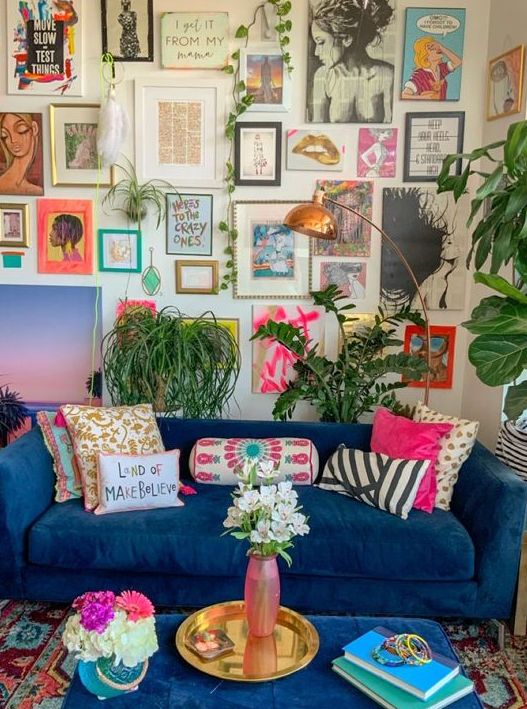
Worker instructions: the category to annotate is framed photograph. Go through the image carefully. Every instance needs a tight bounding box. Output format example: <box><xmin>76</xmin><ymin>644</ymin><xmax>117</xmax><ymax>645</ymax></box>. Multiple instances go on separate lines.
<box><xmin>50</xmin><ymin>104</ymin><xmax>114</xmax><ymax>187</ymax></box>
<box><xmin>401</xmin><ymin>8</ymin><xmax>466</xmax><ymax>101</ymax></box>
<box><xmin>7</xmin><ymin>0</ymin><xmax>82</xmax><ymax>95</ymax></box>
<box><xmin>135</xmin><ymin>79</ymin><xmax>226</xmax><ymax>188</ymax></box>
<box><xmin>487</xmin><ymin>45</ymin><xmax>525</xmax><ymax>121</ymax></box>
<box><xmin>404</xmin><ymin>112</ymin><xmax>465</xmax><ymax>182</ymax></box>
<box><xmin>403</xmin><ymin>325</ymin><xmax>457</xmax><ymax>389</ymax></box>
<box><xmin>358</xmin><ymin>128</ymin><xmax>398</xmax><ymax>178</ymax></box>
<box><xmin>37</xmin><ymin>198</ymin><xmax>93</xmax><ymax>275</ymax></box>
<box><xmin>233</xmin><ymin>200</ymin><xmax>311</xmax><ymax>299</ymax></box>
<box><xmin>240</xmin><ymin>45</ymin><xmax>291</xmax><ymax>112</ymax></box>
<box><xmin>101</xmin><ymin>0</ymin><xmax>153</xmax><ymax>62</ymax></box>
<box><xmin>175</xmin><ymin>260</ymin><xmax>218</xmax><ymax>294</ymax></box>
<box><xmin>98</xmin><ymin>228</ymin><xmax>141</xmax><ymax>273</ymax></box>
<box><xmin>286</xmin><ymin>128</ymin><xmax>345</xmax><ymax>171</ymax></box>
<box><xmin>234</xmin><ymin>122</ymin><xmax>282</xmax><ymax>186</ymax></box>
<box><xmin>0</xmin><ymin>113</ymin><xmax>44</xmax><ymax>196</ymax></box>
<box><xmin>166</xmin><ymin>193</ymin><xmax>213</xmax><ymax>256</ymax></box>
<box><xmin>0</xmin><ymin>203</ymin><xmax>30</xmax><ymax>247</ymax></box>
<box><xmin>161</xmin><ymin>13</ymin><xmax>229</xmax><ymax>69</ymax></box>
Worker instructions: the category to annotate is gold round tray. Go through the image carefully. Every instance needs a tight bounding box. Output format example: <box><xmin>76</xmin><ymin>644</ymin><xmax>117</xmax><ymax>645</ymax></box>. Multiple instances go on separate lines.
<box><xmin>175</xmin><ymin>600</ymin><xmax>320</xmax><ymax>682</ymax></box>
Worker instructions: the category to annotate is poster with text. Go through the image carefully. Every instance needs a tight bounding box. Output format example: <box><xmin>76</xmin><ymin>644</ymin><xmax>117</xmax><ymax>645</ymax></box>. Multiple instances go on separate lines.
<box><xmin>166</xmin><ymin>193</ymin><xmax>213</xmax><ymax>256</ymax></box>
<box><xmin>161</xmin><ymin>13</ymin><xmax>229</xmax><ymax>69</ymax></box>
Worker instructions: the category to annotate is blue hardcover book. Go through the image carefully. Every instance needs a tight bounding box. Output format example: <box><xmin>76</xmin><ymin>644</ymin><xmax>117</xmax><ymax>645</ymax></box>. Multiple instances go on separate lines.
<box><xmin>342</xmin><ymin>627</ymin><xmax>460</xmax><ymax>700</ymax></box>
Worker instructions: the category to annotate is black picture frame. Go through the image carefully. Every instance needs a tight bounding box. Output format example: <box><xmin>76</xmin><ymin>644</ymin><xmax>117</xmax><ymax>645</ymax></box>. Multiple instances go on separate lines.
<box><xmin>403</xmin><ymin>112</ymin><xmax>465</xmax><ymax>182</ymax></box>
<box><xmin>101</xmin><ymin>0</ymin><xmax>154</xmax><ymax>63</ymax></box>
<box><xmin>234</xmin><ymin>122</ymin><xmax>282</xmax><ymax>187</ymax></box>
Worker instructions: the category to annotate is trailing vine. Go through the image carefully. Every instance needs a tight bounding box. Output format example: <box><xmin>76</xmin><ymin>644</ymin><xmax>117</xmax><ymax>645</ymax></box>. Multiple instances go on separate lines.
<box><xmin>219</xmin><ymin>0</ymin><xmax>293</xmax><ymax>291</ymax></box>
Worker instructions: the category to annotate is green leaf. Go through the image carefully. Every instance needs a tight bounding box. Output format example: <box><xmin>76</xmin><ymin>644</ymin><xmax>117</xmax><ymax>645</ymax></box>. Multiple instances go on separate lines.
<box><xmin>491</xmin><ymin>221</ymin><xmax>514</xmax><ymax>273</ymax></box>
<box><xmin>231</xmin><ymin>50</ymin><xmax>240</xmax><ymax>60</ymax></box>
<box><xmin>475</xmin><ymin>165</ymin><xmax>504</xmax><ymax>201</ymax></box>
<box><xmin>474</xmin><ymin>272</ymin><xmax>527</xmax><ymax>304</ymax></box>
<box><xmin>468</xmin><ymin>334</ymin><xmax>527</xmax><ymax>385</ymax></box>
<box><xmin>218</xmin><ymin>221</ymin><xmax>228</xmax><ymax>232</ymax></box>
<box><xmin>222</xmin><ymin>64</ymin><xmax>234</xmax><ymax>74</ymax></box>
<box><xmin>504</xmin><ymin>184</ymin><xmax>527</xmax><ymax>220</ymax></box>
<box><xmin>515</xmin><ymin>241</ymin><xmax>527</xmax><ymax>282</ymax></box>
<box><xmin>235</xmin><ymin>80</ymin><xmax>246</xmax><ymax>93</ymax></box>
<box><xmin>235</xmin><ymin>25</ymin><xmax>249</xmax><ymax>38</ymax></box>
<box><xmin>504</xmin><ymin>381</ymin><xmax>527</xmax><ymax>419</ymax></box>
<box><xmin>463</xmin><ymin>295</ymin><xmax>527</xmax><ymax>334</ymax></box>
<box><xmin>505</xmin><ymin>121</ymin><xmax>527</xmax><ymax>173</ymax></box>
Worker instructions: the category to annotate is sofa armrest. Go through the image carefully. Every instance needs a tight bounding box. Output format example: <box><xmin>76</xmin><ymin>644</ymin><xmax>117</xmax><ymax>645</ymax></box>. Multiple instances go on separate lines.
<box><xmin>452</xmin><ymin>441</ymin><xmax>527</xmax><ymax>617</ymax></box>
<box><xmin>0</xmin><ymin>428</ymin><xmax>55</xmax><ymax>593</ymax></box>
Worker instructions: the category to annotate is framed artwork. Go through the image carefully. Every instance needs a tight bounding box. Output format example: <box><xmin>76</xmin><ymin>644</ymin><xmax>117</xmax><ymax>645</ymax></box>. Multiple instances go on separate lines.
<box><xmin>98</xmin><ymin>229</ymin><xmax>141</xmax><ymax>273</ymax></box>
<box><xmin>240</xmin><ymin>45</ymin><xmax>291</xmax><ymax>112</ymax></box>
<box><xmin>161</xmin><ymin>13</ymin><xmax>229</xmax><ymax>69</ymax></box>
<box><xmin>404</xmin><ymin>112</ymin><xmax>464</xmax><ymax>182</ymax></box>
<box><xmin>234</xmin><ymin>122</ymin><xmax>282</xmax><ymax>186</ymax></box>
<box><xmin>7</xmin><ymin>0</ymin><xmax>82</xmax><ymax>95</ymax></box>
<box><xmin>381</xmin><ymin>187</ymin><xmax>467</xmax><ymax>311</ymax></box>
<box><xmin>313</xmin><ymin>180</ymin><xmax>373</xmax><ymax>258</ymax></box>
<box><xmin>403</xmin><ymin>325</ymin><xmax>456</xmax><ymax>389</ymax></box>
<box><xmin>37</xmin><ymin>198</ymin><xmax>93</xmax><ymax>275</ymax></box>
<box><xmin>183</xmin><ymin>317</ymin><xmax>239</xmax><ymax>344</ymax></box>
<box><xmin>338</xmin><ymin>313</ymin><xmax>378</xmax><ymax>352</ymax></box>
<box><xmin>50</xmin><ymin>104</ymin><xmax>114</xmax><ymax>187</ymax></box>
<box><xmin>175</xmin><ymin>260</ymin><xmax>218</xmax><ymax>294</ymax></box>
<box><xmin>101</xmin><ymin>0</ymin><xmax>153</xmax><ymax>62</ymax></box>
<box><xmin>401</xmin><ymin>8</ymin><xmax>466</xmax><ymax>101</ymax></box>
<box><xmin>0</xmin><ymin>113</ymin><xmax>44</xmax><ymax>196</ymax></box>
<box><xmin>286</xmin><ymin>129</ymin><xmax>345</xmax><ymax>171</ymax></box>
<box><xmin>233</xmin><ymin>200</ymin><xmax>311</xmax><ymax>299</ymax></box>
<box><xmin>357</xmin><ymin>128</ymin><xmax>398</xmax><ymax>178</ymax></box>
<box><xmin>318</xmin><ymin>261</ymin><xmax>367</xmax><ymax>300</ymax></box>
<box><xmin>252</xmin><ymin>304</ymin><xmax>325</xmax><ymax>393</ymax></box>
<box><xmin>487</xmin><ymin>46</ymin><xmax>525</xmax><ymax>121</ymax></box>
<box><xmin>135</xmin><ymin>79</ymin><xmax>226</xmax><ymax>188</ymax></box>
<box><xmin>0</xmin><ymin>203</ymin><xmax>30</xmax><ymax>247</ymax></box>
<box><xmin>306</xmin><ymin>0</ymin><xmax>395</xmax><ymax>123</ymax></box>
<box><xmin>166</xmin><ymin>193</ymin><xmax>213</xmax><ymax>256</ymax></box>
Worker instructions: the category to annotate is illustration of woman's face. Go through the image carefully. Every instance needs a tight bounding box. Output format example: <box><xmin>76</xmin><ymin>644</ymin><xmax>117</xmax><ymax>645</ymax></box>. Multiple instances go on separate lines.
<box><xmin>0</xmin><ymin>114</ymin><xmax>37</xmax><ymax>159</ymax></box>
<box><xmin>425</xmin><ymin>42</ymin><xmax>443</xmax><ymax>63</ymax></box>
<box><xmin>311</xmin><ymin>22</ymin><xmax>345</xmax><ymax>67</ymax></box>
<box><xmin>49</xmin><ymin>222</ymin><xmax>61</xmax><ymax>248</ymax></box>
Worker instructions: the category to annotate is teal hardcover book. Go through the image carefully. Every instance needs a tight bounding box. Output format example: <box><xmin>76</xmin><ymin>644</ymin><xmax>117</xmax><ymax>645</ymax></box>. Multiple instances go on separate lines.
<box><xmin>342</xmin><ymin>627</ymin><xmax>460</xmax><ymax>700</ymax></box>
<box><xmin>332</xmin><ymin>656</ymin><xmax>474</xmax><ymax>709</ymax></box>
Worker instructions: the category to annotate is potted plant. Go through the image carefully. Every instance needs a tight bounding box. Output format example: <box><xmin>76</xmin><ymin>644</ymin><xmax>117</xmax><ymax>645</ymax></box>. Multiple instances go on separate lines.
<box><xmin>0</xmin><ymin>384</ymin><xmax>29</xmax><ymax>448</ymax></box>
<box><xmin>102</xmin><ymin>307</ymin><xmax>240</xmax><ymax>418</ymax></box>
<box><xmin>437</xmin><ymin>120</ymin><xmax>527</xmax><ymax>419</ymax></box>
<box><xmin>84</xmin><ymin>369</ymin><xmax>102</xmax><ymax>406</ymax></box>
<box><xmin>251</xmin><ymin>285</ymin><xmax>428</xmax><ymax>423</ymax></box>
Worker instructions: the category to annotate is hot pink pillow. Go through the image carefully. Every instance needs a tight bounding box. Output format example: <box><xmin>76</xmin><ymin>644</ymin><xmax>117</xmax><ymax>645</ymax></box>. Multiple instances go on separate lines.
<box><xmin>370</xmin><ymin>408</ymin><xmax>453</xmax><ymax>513</ymax></box>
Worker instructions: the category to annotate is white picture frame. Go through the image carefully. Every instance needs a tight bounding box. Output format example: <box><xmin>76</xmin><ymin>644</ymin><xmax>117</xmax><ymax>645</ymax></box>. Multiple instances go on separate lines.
<box><xmin>134</xmin><ymin>79</ymin><xmax>226</xmax><ymax>188</ymax></box>
<box><xmin>239</xmin><ymin>45</ymin><xmax>292</xmax><ymax>112</ymax></box>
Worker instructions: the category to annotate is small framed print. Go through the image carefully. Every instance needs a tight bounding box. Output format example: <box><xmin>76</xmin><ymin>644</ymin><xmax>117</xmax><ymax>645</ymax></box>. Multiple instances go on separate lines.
<box><xmin>239</xmin><ymin>45</ymin><xmax>291</xmax><ymax>112</ymax></box>
<box><xmin>286</xmin><ymin>128</ymin><xmax>345</xmax><ymax>171</ymax></box>
<box><xmin>50</xmin><ymin>104</ymin><xmax>114</xmax><ymax>187</ymax></box>
<box><xmin>166</xmin><ymin>193</ymin><xmax>213</xmax><ymax>256</ymax></box>
<box><xmin>101</xmin><ymin>0</ymin><xmax>153</xmax><ymax>62</ymax></box>
<box><xmin>98</xmin><ymin>229</ymin><xmax>142</xmax><ymax>273</ymax></box>
<box><xmin>404</xmin><ymin>112</ymin><xmax>464</xmax><ymax>182</ymax></box>
<box><xmin>161</xmin><ymin>13</ymin><xmax>229</xmax><ymax>69</ymax></box>
<box><xmin>175</xmin><ymin>260</ymin><xmax>218</xmax><ymax>294</ymax></box>
<box><xmin>487</xmin><ymin>45</ymin><xmax>525</xmax><ymax>121</ymax></box>
<box><xmin>403</xmin><ymin>325</ymin><xmax>456</xmax><ymax>389</ymax></box>
<box><xmin>0</xmin><ymin>203</ymin><xmax>29</xmax><ymax>248</ymax></box>
<box><xmin>37</xmin><ymin>198</ymin><xmax>93</xmax><ymax>275</ymax></box>
<box><xmin>235</xmin><ymin>122</ymin><xmax>282</xmax><ymax>186</ymax></box>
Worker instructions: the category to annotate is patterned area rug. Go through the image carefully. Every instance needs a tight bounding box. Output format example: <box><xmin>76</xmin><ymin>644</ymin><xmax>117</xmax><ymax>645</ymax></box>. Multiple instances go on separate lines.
<box><xmin>0</xmin><ymin>601</ymin><xmax>525</xmax><ymax>708</ymax></box>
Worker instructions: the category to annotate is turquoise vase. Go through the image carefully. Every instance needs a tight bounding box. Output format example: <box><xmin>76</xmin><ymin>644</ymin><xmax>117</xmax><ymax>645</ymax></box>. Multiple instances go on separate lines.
<box><xmin>78</xmin><ymin>656</ymin><xmax>148</xmax><ymax>700</ymax></box>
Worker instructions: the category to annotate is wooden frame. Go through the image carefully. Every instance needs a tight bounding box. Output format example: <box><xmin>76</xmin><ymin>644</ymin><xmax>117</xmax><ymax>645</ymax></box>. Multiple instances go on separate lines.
<box><xmin>403</xmin><ymin>325</ymin><xmax>456</xmax><ymax>389</ymax></box>
<box><xmin>487</xmin><ymin>45</ymin><xmax>525</xmax><ymax>121</ymax></box>
<box><xmin>0</xmin><ymin>203</ymin><xmax>30</xmax><ymax>247</ymax></box>
<box><xmin>98</xmin><ymin>228</ymin><xmax>142</xmax><ymax>273</ymax></box>
<box><xmin>166</xmin><ymin>193</ymin><xmax>213</xmax><ymax>256</ymax></box>
<box><xmin>37</xmin><ymin>198</ymin><xmax>93</xmax><ymax>275</ymax></box>
<box><xmin>404</xmin><ymin>112</ymin><xmax>464</xmax><ymax>182</ymax></box>
<box><xmin>101</xmin><ymin>0</ymin><xmax>153</xmax><ymax>62</ymax></box>
<box><xmin>175</xmin><ymin>260</ymin><xmax>218</xmax><ymax>294</ymax></box>
<box><xmin>234</xmin><ymin>122</ymin><xmax>282</xmax><ymax>186</ymax></box>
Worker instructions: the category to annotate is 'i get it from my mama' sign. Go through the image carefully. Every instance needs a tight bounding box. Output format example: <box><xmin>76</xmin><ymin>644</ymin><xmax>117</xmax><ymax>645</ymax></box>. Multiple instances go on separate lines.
<box><xmin>161</xmin><ymin>13</ymin><xmax>229</xmax><ymax>69</ymax></box>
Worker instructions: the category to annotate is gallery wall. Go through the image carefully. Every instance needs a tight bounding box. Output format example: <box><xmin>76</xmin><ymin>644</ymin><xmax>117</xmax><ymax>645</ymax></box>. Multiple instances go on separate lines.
<box><xmin>0</xmin><ymin>0</ymin><xmax>496</xmax><ymax>424</ymax></box>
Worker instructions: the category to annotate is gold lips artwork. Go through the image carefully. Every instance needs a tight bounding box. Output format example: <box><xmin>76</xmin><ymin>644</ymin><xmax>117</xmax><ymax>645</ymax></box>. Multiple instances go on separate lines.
<box><xmin>292</xmin><ymin>134</ymin><xmax>341</xmax><ymax>165</ymax></box>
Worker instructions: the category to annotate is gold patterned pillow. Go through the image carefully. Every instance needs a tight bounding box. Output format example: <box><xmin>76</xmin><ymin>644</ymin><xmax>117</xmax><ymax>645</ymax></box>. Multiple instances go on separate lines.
<box><xmin>413</xmin><ymin>401</ymin><xmax>479</xmax><ymax>511</ymax></box>
<box><xmin>61</xmin><ymin>404</ymin><xmax>165</xmax><ymax>511</ymax></box>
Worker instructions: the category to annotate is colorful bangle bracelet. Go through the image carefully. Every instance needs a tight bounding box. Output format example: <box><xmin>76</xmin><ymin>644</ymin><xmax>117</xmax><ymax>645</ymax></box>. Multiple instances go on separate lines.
<box><xmin>371</xmin><ymin>633</ymin><xmax>432</xmax><ymax>667</ymax></box>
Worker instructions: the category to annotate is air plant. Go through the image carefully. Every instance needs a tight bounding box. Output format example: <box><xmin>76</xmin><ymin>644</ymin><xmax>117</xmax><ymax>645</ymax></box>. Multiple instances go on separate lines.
<box><xmin>0</xmin><ymin>384</ymin><xmax>29</xmax><ymax>448</ymax></box>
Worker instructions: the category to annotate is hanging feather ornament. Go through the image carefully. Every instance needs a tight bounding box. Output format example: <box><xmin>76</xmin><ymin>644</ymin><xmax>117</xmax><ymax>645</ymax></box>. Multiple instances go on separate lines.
<box><xmin>97</xmin><ymin>55</ymin><xmax>128</xmax><ymax>167</ymax></box>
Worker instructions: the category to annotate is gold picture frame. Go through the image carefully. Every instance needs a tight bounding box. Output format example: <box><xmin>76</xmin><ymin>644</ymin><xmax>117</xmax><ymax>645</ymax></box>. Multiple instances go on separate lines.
<box><xmin>0</xmin><ymin>203</ymin><xmax>30</xmax><ymax>247</ymax></box>
<box><xmin>487</xmin><ymin>45</ymin><xmax>525</xmax><ymax>121</ymax></box>
<box><xmin>175</xmin><ymin>260</ymin><xmax>219</xmax><ymax>294</ymax></box>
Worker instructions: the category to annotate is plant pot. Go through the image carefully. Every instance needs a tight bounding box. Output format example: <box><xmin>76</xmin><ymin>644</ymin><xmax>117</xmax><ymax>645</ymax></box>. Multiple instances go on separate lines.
<box><xmin>78</xmin><ymin>656</ymin><xmax>148</xmax><ymax>700</ymax></box>
<box><xmin>244</xmin><ymin>553</ymin><xmax>280</xmax><ymax>637</ymax></box>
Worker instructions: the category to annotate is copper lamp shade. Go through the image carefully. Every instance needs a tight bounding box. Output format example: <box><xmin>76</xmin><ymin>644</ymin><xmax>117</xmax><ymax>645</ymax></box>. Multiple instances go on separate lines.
<box><xmin>283</xmin><ymin>191</ymin><xmax>338</xmax><ymax>240</ymax></box>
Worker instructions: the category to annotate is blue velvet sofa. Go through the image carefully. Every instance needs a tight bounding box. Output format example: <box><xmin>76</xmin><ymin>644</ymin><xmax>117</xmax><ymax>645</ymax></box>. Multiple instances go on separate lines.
<box><xmin>0</xmin><ymin>417</ymin><xmax>526</xmax><ymax>622</ymax></box>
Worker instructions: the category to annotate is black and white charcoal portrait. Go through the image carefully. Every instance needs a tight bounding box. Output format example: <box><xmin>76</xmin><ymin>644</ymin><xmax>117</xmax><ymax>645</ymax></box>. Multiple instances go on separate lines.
<box><xmin>381</xmin><ymin>188</ymin><xmax>466</xmax><ymax>312</ymax></box>
<box><xmin>307</xmin><ymin>0</ymin><xmax>396</xmax><ymax>123</ymax></box>
<box><xmin>102</xmin><ymin>0</ymin><xmax>154</xmax><ymax>62</ymax></box>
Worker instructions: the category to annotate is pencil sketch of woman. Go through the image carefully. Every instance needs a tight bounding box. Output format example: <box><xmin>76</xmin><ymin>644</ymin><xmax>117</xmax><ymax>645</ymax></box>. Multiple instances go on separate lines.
<box><xmin>307</xmin><ymin>0</ymin><xmax>395</xmax><ymax>123</ymax></box>
<box><xmin>0</xmin><ymin>113</ymin><xmax>43</xmax><ymax>196</ymax></box>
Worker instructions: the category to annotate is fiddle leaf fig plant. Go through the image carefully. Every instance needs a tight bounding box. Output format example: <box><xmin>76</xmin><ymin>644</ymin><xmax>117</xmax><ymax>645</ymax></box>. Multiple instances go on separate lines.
<box><xmin>437</xmin><ymin>120</ymin><xmax>527</xmax><ymax>419</ymax></box>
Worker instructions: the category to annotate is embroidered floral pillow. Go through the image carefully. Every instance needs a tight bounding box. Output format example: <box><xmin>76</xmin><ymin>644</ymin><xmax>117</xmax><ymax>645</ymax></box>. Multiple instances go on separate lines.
<box><xmin>189</xmin><ymin>438</ymin><xmax>319</xmax><ymax>485</ymax></box>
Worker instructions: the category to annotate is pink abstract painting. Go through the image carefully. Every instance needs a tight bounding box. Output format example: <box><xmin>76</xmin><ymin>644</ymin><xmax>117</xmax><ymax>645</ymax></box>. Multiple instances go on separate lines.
<box><xmin>357</xmin><ymin>128</ymin><xmax>398</xmax><ymax>178</ymax></box>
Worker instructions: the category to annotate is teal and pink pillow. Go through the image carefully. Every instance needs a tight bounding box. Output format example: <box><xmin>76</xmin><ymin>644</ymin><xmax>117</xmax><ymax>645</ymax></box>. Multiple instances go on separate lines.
<box><xmin>370</xmin><ymin>408</ymin><xmax>453</xmax><ymax>514</ymax></box>
<box><xmin>37</xmin><ymin>410</ymin><xmax>82</xmax><ymax>503</ymax></box>
<box><xmin>189</xmin><ymin>437</ymin><xmax>319</xmax><ymax>485</ymax></box>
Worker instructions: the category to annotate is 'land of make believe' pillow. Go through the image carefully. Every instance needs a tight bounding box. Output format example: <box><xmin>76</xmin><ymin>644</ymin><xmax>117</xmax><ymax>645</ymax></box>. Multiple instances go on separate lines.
<box><xmin>37</xmin><ymin>410</ymin><xmax>82</xmax><ymax>502</ymax></box>
<box><xmin>61</xmin><ymin>404</ymin><xmax>165</xmax><ymax>511</ymax></box>
<box><xmin>370</xmin><ymin>408</ymin><xmax>453</xmax><ymax>514</ymax></box>
<box><xmin>189</xmin><ymin>437</ymin><xmax>319</xmax><ymax>484</ymax></box>
<box><xmin>95</xmin><ymin>450</ymin><xmax>184</xmax><ymax>515</ymax></box>
<box><xmin>414</xmin><ymin>401</ymin><xmax>479</xmax><ymax>511</ymax></box>
<box><xmin>318</xmin><ymin>446</ymin><xmax>430</xmax><ymax>520</ymax></box>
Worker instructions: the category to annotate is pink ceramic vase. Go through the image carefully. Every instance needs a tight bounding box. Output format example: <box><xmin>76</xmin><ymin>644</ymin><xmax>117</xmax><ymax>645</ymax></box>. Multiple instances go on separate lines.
<box><xmin>244</xmin><ymin>553</ymin><xmax>280</xmax><ymax>637</ymax></box>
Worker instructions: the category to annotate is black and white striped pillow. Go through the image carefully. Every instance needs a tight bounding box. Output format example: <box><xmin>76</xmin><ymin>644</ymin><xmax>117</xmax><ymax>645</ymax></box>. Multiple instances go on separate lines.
<box><xmin>495</xmin><ymin>421</ymin><xmax>527</xmax><ymax>480</ymax></box>
<box><xmin>318</xmin><ymin>447</ymin><xmax>430</xmax><ymax>519</ymax></box>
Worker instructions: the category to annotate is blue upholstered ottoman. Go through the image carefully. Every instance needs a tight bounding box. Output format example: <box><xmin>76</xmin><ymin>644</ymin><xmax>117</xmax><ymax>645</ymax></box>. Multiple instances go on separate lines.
<box><xmin>63</xmin><ymin>615</ymin><xmax>483</xmax><ymax>708</ymax></box>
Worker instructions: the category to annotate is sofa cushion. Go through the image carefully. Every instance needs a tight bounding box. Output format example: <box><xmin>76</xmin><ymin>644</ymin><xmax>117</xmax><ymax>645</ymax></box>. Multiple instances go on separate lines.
<box><xmin>28</xmin><ymin>485</ymin><xmax>474</xmax><ymax>582</ymax></box>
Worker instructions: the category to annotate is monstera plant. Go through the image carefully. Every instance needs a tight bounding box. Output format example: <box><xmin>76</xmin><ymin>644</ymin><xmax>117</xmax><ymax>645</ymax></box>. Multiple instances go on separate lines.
<box><xmin>437</xmin><ymin>120</ymin><xmax>527</xmax><ymax>419</ymax></box>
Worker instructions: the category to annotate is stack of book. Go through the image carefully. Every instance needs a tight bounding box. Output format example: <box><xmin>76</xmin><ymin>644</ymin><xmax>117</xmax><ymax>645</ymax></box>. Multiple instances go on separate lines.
<box><xmin>332</xmin><ymin>626</ymin><xmax>474</xmax><ymax>709</ymax></box>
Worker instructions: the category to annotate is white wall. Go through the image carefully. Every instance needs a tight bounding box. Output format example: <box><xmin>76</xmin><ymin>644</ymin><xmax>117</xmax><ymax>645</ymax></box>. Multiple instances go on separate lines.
<box><xmin>0</xmin><ymin>0</ymin><xmax>492</xmax><ymax>423</ymax></box>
